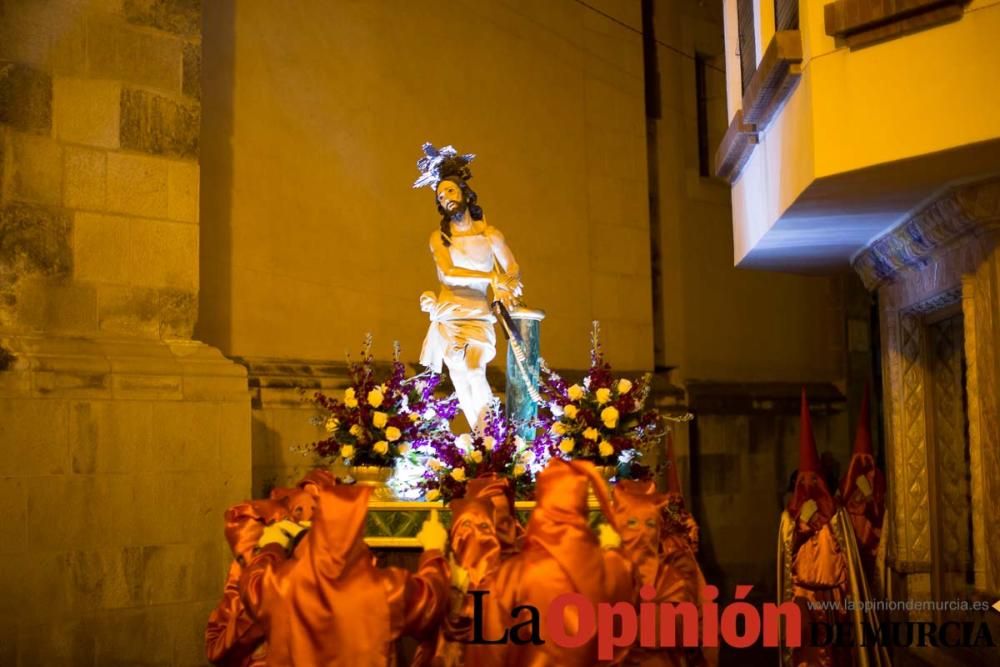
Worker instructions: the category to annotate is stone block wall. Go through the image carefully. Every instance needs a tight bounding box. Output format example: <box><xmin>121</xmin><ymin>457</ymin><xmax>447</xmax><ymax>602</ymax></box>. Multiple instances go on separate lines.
<box><xmin>1</xmin><ymin>0</ymin><xmax>201</xmax><ymax>339</ymax></box>
<box><xmin>0</xmin><ymin>1</ymin><xmax>253</xmax><ymax>665</ymax></box>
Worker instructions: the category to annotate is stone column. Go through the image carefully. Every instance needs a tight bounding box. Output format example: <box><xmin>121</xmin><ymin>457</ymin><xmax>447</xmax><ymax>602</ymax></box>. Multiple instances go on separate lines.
<box><xmin>0</xmin><ymin>1</ymin><xmax>250</xmax><ymax>663</ymax></box>
<box><xmin>504</xmin><ymin>309</ymin><xmax>545</xmax><ymax>439</ymax></box>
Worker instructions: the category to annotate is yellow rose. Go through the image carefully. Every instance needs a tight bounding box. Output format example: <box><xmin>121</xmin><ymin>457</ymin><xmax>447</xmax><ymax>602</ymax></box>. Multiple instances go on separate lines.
<box><xmin>482</xmin><ymin>436</ymin><xmax>497</xmax><ymax>451</ymax></box>
<box><xmin>564</xmin><ymin>404</ymin><xmax>579</xmax><ymax>419</ymax></box>
<box><xmin>324</xmin><ymin>417</ymin><xmax>338</xmax><ymax>433</ymax></box>
<box><xmin>469</xmin><ymin>450</ymin><xmax>483</xmax><ymax>463</ymax></box>
<box><xmin>367</xmin><ymin>388</ymin><xmax>384</xmax><ymax>408</ymax></box>
<box><xmin>601</xmin><ymin>406</ymin><xmax>620</xmax><ymax>429</ymax></box>
<box><xmin>397</xmin><ymin>442</ymin><xmax>410</xmax><ymax>455</ymax></box>
<box><xmin>568</xmin><ymin>384</ymin><xmax>585</xmax><ymax>401</ymax></box>
<box><xmin>559</xmin><ymin>438</ymin><xmax>576</xmax><ymax>454</ymax></box>
<box><xmin>551</xmin><ymin>422</ymin><xmax>567</xmax><ymax>436</ymax></box>
<box><xmin>596</xmin><ymin>388</ymin><xmax>612</xmax><ymax>405</ymax></box>
<box><xmin>372</xmin><ymin>411</ymin><xmax>388</xmax><ymax>428</ymax></box>
<box><xmin>373</xmin><ymin>440</ymin><xmax>389</xmax><ymax>455</ymax></box>
<box><xmin>598</xmin><ymin>440</ymin><xmax>614</xmax><ymax>457</ymax></box>
<box><xmin>408</xmin><ymin>413</ymin><xmax>419</xmax><ymax>422</ymax></box>
<box><xmin>513</xmin><ymin>464</ymin><xmax>526</xmax><ymax>477</ymax></box>
<box><xmin>344</xmin><ymin>388</ymin><xmax>359</xmax><ymax>409</ymax></box>
<box><xmin>428</xmin><ymin>458</ymin><xmax>443</xmax><ymax>472</ymax></box>
<box><xmin>349</xmin><ymin>423</ymin><xmax>363</xmax><ymax>437</ymax></box>
<box><xmin>385</xmin><ymin>425</ymin><xmax>401</xmax><ymax>442</ymax></box>
<box><xmin>451</xmin><ymin>467</ymin><xmax>467</xmax><ymax>482</ymax></box>
<box><xmin>426</xmin><ymin>489</ymin><xmax>441</xmax><ymax>501</ymax></box>
<box><xmin>340</xmin><ymin>444</ymin><xmax>355</xmax><ymax>459</ymax></box>
<box><xmin>583</xmin><ymin>427</ymin><xmax>599</xmax><ymax>441</ymax></box>
<box><xmin>617</xmin><ymin>378</ymin><xmax>633</xmax><ymax>394</ymax></box>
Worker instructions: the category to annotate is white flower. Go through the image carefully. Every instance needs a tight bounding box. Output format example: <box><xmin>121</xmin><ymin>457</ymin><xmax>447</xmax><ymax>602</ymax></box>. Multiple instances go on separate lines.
<box><xmin>451</xmin><ymin>467</ymin><xmax>467</xmax><ymax>482</ymax></box>
<box><xmin>601</xmin><ymin>406</ymin><xmax>620</xmax><ymax>429</ymax></box>
<box><xmin>428</xmin><ymin>458</ymin><xmax>443</xmax><ymax>472</ymax></box>
<box><xmin>513</xmin><ymin>435</ymin><xmax>527</xmax><ymax>451</ymax></box>
<box><xmin>373</xmin><ymin>440</ymin><xmax>389</xmax><ymax>455</ymax></box>
<box><xmin>598</xmin><ymin>440</ymin><xmax>614</xmax><ymax>457</ymax></box>
<box><xmin>550</xmin><ymin>403</ymin><xmax>564</xmax><ymax>417</ymax></box>
<box><xmin>456</xmin><ymin>433</ymin><xmax>473</xmax><ymax>451</ymax></box>
<box><xmin>617</xmin><ymin>378</ymin><xmax>633</xmax><ymax>394</ymax></box>
<box><xmin>482</xmin><ymin>436</ymin><xmax>497</xmax><ymax>451</ymax></box>
<box><xmin>385</xmin><ymin>426</ymin><xmax>401</xmax><ymax>442</ymax></box>
<box><xmin>568</xmin><ymin>385</ymin><xmax>585</xmax><ymax>401</ymax></box>
<box><xmin>564</xmin><ymin>404</ymin><xmax>579</xmax><ymax>419</ymax></box>
<box><xmin>559</xmin><ymin>438</ymin><xmax>575</xmax><ymax>454</ymax></box>
<box><xmin>423</xmin><ymin>407</ymin><xmax>437</xmax><ymax>419</ymax></box>
<box><xmin>396</xmin><ymin>442</ymin><xmax>410</xmax><ymax>455</ymax></box>
<box><xmin>596</xmin><ymin>388</ymin><xmax>612</xmax><ymax>405</ymax></box>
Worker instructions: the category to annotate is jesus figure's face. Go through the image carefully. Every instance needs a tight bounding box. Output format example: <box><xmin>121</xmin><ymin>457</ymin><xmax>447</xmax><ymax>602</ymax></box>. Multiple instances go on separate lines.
<box><xmin>436</xmin><ymin>179</ymin><xmax>467</xmax><ymax>218</ymax></box>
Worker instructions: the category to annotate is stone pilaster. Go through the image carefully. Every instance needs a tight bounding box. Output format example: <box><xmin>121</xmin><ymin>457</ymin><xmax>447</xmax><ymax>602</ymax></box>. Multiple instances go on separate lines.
<box><xmin>0</xmin><ymin>1</ymin><xmax>251</xmax><ymax>664</ymax></box>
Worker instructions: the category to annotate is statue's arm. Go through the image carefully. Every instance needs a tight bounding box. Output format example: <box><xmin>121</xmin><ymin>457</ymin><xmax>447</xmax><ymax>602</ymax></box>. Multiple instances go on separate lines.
<box><xmin>430</xmin><ymin>232</ymin><xmax>493</xmax><ymax>287</ymax></box>
<box><xmin>485</xmin><ymin>226</ymin><xmax>520</xmax><ymax>279</ymax></box>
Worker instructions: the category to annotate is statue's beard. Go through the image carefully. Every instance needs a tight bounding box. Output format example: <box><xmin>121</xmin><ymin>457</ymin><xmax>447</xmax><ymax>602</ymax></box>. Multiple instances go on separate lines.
<box><xmin>445</xmin><ymin>199</ymin><xmax>468</xmax><ymax>220</ymax></box>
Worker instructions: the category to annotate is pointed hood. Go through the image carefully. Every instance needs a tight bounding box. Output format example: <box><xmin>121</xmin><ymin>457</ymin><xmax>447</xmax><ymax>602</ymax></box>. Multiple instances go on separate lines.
<box><xmin>466</xmin><ymin>473</ymin><xmax>524</xmax><ymax>556</ymax></box>
<box><xmin>852</xmin><ymin>384</ymin><xmax>874</xmax><ymax>457</ymax></box>
<box><xmin>788</xmin><ymin>388</ymin><xmax>836</xmax><ymax>527</ymax></box>
<box><xmin>524</xmin><ymin>458</ymin><xmax>621</xmax><ymax>602</ymax></box>
<box><xmin>448</xmin><ymin>496</ymin><xmax>501</xmax><ymax>587</ymax></box>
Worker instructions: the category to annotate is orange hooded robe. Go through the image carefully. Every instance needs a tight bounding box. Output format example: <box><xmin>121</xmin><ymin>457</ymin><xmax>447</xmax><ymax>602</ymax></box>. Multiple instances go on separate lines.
<box><xmin>206</xmin><ymin>469</ymin><xmax>334</xmax><ymax>666</ymax></box>
<box><xmin>412</xmin><ymin>496</ymin><xmax>504</xmax><ymax>667</ymax></box>
<box><xmin>239</xmin><ymin>483</ymin><xmax>450</xmax><ymax>666</ymax></box>
<box><xmin>466</xmin><ymin>458</ymin><xmax>635</xmax><ymax>666</ymax></box>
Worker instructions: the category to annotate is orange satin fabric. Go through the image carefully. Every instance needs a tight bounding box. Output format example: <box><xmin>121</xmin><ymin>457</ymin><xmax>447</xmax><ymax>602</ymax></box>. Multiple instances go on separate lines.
<box><xmin>840</xmin><ymin>453</ymin><xmax>885</xmax><ymax>579</ymax></box>
<box><xmin>789</xmin><ymin>519</ymin><xmax>851</xmax><ymax>667</ymax></box>
<box><xmin>614</xmin><ymin>481</ymin><xmax>716</xmax><ymax>667</ymax></box>
<box><xmin>412</xmin><ymin>497</ymin><xmax>503</xmax><ymax>667</ymax></box>
<box><xmin>466</xmin><ymin>474</ymin><xmax>525</xmax><ymax>557</ymax></box>
<box><xmin>239</xmin><ymin>483</ymin><xmax>450</xmax><ymax>666</ymax></box>
<box><xmin>208</xmin><ymin>469</ymin><xmax>337</xmax><ymax>666</ymax></box>
<box><xmin>466</xmin><ymin>459</ymin><xmax>635</xmax><ymax>666</ymax></box>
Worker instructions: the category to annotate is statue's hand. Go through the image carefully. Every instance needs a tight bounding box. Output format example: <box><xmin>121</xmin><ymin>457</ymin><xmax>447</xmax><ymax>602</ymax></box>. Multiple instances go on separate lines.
<box><xmin>419</xmin><ymin>291</ymin><xmax>437</xmax><ymax>313</ymax></box>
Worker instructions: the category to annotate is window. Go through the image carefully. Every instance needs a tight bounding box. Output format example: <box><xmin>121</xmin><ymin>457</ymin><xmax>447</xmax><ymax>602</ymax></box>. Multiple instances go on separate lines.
<box><xmin>774</xmin><ymin>0</ymin><xmax>799</xmax><ymax>31</ymax></box>
<box><xmin>736</xmin><ymin>0</ymin><xmax>757</xmax><ymax>94</ymax></box>
<box><xmin>695</xmin><ymin>53</ymin><xmax>710</xmax><ymax>177</ymax></box>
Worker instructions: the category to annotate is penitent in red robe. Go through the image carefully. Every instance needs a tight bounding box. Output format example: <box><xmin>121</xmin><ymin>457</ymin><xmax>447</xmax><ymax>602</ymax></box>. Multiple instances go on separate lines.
<box><xmin>777</xmin><ymin>390</ymin><xmax>888</xmax><ymax>667</ymax></box>
<box><xmin>466</xmin><ymin>458</ymin><xmax>635</xmax><ymax>667</ymax></box>
<box><xmin>239</xmin><ymin>483</ymin><xmax>450</xmax><ymax>666</ymax></box>
<box><xmin>839</xmin><ymin>386</ymin><xmax>885</xmax><ymax>586</ymax></box>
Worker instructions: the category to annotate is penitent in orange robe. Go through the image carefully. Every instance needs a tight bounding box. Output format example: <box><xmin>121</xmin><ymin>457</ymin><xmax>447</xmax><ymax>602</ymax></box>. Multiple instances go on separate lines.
<box><xmin>466</xmin><ymin>459</ymin><xmax>635</xmax><ymax>667</ymax></box>
<box><xmin>839</xmin><ymin>386</ymin><xmax>885</xmax><ymax>586</ymax></box>
<box><xmin>465</xmin><ymin>474</ymin><xmax>525</xmax><ymax>558</ymax></box>
<box><xmin>412</xmin><ymin>496</ymin><xmax>503</xmax><ymax>667</ymax></box>
<box><xmin>206</xmin><ymin>469</ymin><xmax>335</xmax><ymax>666</ymax></box>
<box><xmin>239</xmin><ymin>483</ymin><xmax>450</xmax><ymax>667</ymax></box>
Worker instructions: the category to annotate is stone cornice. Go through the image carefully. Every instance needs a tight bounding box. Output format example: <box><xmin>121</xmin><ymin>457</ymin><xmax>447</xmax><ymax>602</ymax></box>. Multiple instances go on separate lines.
<box><xmin>852</xmin><ymin>178</ymin><xmax>1000</xmax><ymax>290</ymax></box>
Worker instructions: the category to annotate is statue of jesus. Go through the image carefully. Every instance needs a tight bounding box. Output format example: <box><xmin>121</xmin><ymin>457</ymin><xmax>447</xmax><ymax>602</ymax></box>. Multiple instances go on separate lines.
<box><xmin>413</xmin><ymin>144</ymin><xmax>523</xmax><ymax>430</ymax></box>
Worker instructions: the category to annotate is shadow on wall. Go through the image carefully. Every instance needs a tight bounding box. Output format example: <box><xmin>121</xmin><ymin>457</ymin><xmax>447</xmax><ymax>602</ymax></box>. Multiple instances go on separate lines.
<box><xmin>196</xmin><ymin>0</ymin><xmax>236</xmax><ymax>353</ymax></box>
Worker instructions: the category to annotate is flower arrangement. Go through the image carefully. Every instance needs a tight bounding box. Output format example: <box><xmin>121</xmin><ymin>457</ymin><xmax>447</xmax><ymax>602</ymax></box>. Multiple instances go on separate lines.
<box><xmin>309</xmin><ymin>336</ymin><xmax>460</xmax><ymax>468</ymax></box>
<box><xmin>536</xmin><ymin>322</ymin><xmax>665</xmax><ymax>472</ymax></box>
<box><xmin>409</xmin><ymin>400</ymin><xmax>553</xmax><ymax>503</ymax></box>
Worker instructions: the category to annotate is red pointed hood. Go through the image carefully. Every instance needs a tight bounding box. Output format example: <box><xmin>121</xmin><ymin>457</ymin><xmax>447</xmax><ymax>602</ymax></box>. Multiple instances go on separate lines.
<box><xmin>788</xmin><ymin>388</ymin><xmax>835</xmax><ymax>528</ymax></box>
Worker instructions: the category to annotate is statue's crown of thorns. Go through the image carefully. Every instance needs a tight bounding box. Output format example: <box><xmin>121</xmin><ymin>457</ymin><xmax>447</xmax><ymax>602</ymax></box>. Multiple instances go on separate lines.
<box><xmin>412</xmin><ymin>142</ymin><xmax>475</xmax><ymax>190</ymax></box>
